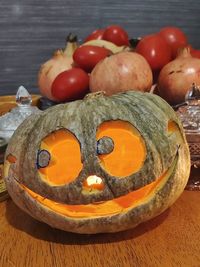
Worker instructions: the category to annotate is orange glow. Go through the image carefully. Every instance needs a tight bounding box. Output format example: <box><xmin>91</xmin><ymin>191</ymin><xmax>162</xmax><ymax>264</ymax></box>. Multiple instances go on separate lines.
<box><xmin>168</xmin><ymin>121</ymin><xmax>179</xmax><ymax>132</ymax></box>
<box><xmin>96</xmin><ymin>120</ymin><xmax>146</xmax><ymax>177</ymax></box>
<box><xmin>22</xmin><ymin>157</ymin><xmax>177</xmax><ymax>218</ymax></box>
<box><xmin>83</xmin><ymin>175</ymin><xmax>105</xmax><ymax>191</ymax></box>
<box><xmin>6</xmin><ymin>154</ymin><xmax>17</xmax><ymax>164</ymax></box>
<box><xmin>23</xmin><ymin>171</ymin><xmax>163</xmax><ymax>217</ymax></box>
<box><xmin>167</xmin><ymin>120</ymin><xmax>183</xmax><ymax>142</ymax></box>
<box><xmin>39</xmin><ymin>129</ymin><xmax>83</xmax><ymax>185</ymax></box>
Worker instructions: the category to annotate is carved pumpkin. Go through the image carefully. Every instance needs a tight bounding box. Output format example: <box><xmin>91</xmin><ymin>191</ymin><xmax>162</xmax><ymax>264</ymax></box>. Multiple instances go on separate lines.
<box><xmin>4</xmin><ymin>91</ymin><xmax>190</xmax><ymax>234</ymax></box>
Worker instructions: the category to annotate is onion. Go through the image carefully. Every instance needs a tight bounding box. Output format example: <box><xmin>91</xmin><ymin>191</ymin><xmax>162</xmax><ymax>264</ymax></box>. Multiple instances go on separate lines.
<box><xmin>38</xmin><ymin>34</ymin><xmax>78</xmax><ymax>101</ymax></box>
<box><xmin>157</xmin><ymin>47</ymin><xmax>200</xmax><ymax>105</ymax></box>
<box><xmin>89</xmin><ymin>51</ymin><xmax>153</xmax><ymax>95</ymax></box>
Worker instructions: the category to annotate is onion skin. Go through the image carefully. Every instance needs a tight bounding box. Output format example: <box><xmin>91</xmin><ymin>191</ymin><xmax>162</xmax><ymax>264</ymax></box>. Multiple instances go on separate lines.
<box><xmin>157</xmin><ymin>48</ymin><xmax>200</xmax><ymax>105</ymax></box>
<box><xmin>89</xmin><ymin>51</ymin><xmax>153</xmax><ymax>95</ymax></box>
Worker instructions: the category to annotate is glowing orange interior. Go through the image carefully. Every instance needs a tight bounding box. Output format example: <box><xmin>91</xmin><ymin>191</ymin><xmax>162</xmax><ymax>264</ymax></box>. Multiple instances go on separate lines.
<box><xmin>23</xmin><ymin>157</ymin><xmax>176</xmax><ymax>218</ymax></box>
<box><xmin>82</xmin><ymin>175</ymin><xmax>105</xmax><ymax>191</ymax></box>
<box><xmin>39</xmin><ymin>129</ymin><xmax>83</xmax><ymax>185</ymax></box>
<box><xmin>167</xmin><ymin>120</ymin><xmax>184</xmax><ymax>147</ymax></box>
<box><xmin>96</xmin><ymin>120</ymin><xmax>146</xmax><ymax>177</ymax></box>
<box><xmin>168</xmin><ymin>121</ymin><xmax>182</xmax><ymax>137</ymax></box>
<box><xmin>6</xmin><ymin>154</ymin><xmax>17</xmax><ymax>164</ymax></box>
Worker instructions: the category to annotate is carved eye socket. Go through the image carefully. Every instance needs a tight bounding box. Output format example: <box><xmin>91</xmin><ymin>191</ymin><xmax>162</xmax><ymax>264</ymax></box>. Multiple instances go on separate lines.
<box><xmin>167</xmin><ymin>120</ymin><xmax>183</xmax><ymax>142</ymax></box>
<box><xmin>96</xmin><ymin>120</ymin><xmax>146</xmax><ymax>177</ymax></box>
<box><xmin>37</xmin><ymin>129</ymin><xmax>83</xmax><ymax>185</ymax></box>
<box><xmin>168</xmin><ymin>120</ymin><xmax>180</xmax><ymax>133</ymax></box>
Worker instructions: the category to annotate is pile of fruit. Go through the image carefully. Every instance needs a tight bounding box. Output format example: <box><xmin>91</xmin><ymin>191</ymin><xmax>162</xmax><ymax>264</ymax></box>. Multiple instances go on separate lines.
<box><xmin>38</xmin><ymin>25</ymin><xmax>200</xmax><ymax>106</ymax></box>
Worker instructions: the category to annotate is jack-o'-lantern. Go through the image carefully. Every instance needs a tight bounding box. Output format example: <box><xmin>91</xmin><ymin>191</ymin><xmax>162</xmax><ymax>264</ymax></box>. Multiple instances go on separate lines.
<box><xmin>3</xmin><ymin>91</ymin><xmax>190</xmax><ymax>234</ymax></box>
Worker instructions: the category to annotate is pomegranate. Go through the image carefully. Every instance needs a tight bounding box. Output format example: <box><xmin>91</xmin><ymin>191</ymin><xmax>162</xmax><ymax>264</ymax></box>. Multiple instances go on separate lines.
<box><xmin>89</xmin><ymin>51</ymin><xmax>153</xmax><ymax>95</ymax></box>
<box><xmin>157</xmin><ymin>47</ymin><xmax>200</xmax><ymax>105</ymax></box>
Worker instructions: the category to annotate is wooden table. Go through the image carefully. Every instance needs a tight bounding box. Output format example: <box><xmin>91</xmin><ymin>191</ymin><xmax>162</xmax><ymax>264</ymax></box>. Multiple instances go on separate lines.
<box><xmin>0</xmin><ymin>189</ymin><xmax>200</xmax><ymax>267</ymax></box>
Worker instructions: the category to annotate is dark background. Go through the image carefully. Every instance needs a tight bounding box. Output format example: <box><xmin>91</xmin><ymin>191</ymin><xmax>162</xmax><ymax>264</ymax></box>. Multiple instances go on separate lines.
<box><xmin>0</xmin><ymin>0</ymin><xmax>200</xmax><ymax>96</ymax></box>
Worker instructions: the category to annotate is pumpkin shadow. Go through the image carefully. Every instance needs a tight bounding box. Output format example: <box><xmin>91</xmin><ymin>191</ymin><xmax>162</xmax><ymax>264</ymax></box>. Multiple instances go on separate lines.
<box><xmin>5</xmin><ymin>199</ymin><xmax>170</xmax><ymax>245</ymax></box>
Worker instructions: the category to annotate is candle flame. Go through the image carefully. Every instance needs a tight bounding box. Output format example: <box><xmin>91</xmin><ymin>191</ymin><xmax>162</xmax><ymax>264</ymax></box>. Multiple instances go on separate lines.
<box><xmin>86</xmin><ymin>175</ymin><xmax>103</xmax><ymax>186</ymax></box>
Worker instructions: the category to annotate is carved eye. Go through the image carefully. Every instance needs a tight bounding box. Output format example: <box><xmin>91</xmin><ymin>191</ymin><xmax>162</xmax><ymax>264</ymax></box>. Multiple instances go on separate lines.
<box><xmin>167</xmin><ymin>120</ymin><xmax>183</xmax><ymax>147</ymax></box>
<box><xmin>96</xmin><ymin>120</ymin><xmax>146</xmax><ymax>177</ymax></box>
<box><xmin>37</xmin><ymin>129</ymin><xmax>83</xmax><ymax>185</ymax></box>
<box><xmin>168</xmin><ymin>120</ymin><xmax>181</xmax><ymax>136</ymax></box>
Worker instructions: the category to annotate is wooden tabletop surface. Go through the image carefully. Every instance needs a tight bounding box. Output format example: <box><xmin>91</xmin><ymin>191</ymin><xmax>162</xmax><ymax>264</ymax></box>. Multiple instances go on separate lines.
<box><xmin>0</xmin><ymin>189</ymin><xmax>199</xmax><ymax>267</ymax></box>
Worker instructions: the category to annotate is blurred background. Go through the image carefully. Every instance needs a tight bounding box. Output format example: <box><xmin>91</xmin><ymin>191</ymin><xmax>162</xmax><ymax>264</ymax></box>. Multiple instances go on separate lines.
<box><xmin>0</xmin><ymin>0</ymin><xmax>200</xmax><ymax>95</ymax></box>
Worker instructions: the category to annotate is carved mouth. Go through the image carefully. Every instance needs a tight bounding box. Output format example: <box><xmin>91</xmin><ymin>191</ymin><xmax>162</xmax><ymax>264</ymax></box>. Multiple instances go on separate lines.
<box><xmin>17</xmin><ymin>156</ymin><xmax>177</xmax><ymax>218</ymax></box>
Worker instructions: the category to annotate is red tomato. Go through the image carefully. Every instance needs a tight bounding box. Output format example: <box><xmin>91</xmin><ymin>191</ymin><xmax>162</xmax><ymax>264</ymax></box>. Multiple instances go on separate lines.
<box><xmin>159</xmin><ymin>27</ymin><xmax>188</xmax><ymax>58</ymax></box>
<box><xmin>103</xmin><ymin>25</ymin><xmax>129</xmax><ymax>46</ymax></box>
<box><xmin>84</xmin><ymin>29</ymin><xmax>105</xmax><ymax>42</ymax></box>
<box><xmin>73</xmin><ymin>45</ymin><xmax>111</xmax><ymax>72</ymax></box>
<box><xmin>51</xmin><ymin>68</ymin><xmax>89</xmax><ymax>102</ymax></box>
<box><xmin>135</xmin><ymin>34</ymin><xmax>172</xmax><ymax>72</ymax></box>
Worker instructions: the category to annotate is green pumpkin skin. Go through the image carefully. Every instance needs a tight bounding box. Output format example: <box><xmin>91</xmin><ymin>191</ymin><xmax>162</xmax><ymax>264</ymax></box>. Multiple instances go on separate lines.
<box><xmin>4</xmin><ymin>91</ymin><xmax>190</xmax><ymax>234</ymax></box>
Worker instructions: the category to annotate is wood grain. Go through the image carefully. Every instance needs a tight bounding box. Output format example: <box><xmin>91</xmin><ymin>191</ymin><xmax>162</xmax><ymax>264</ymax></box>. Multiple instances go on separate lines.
<box><xmin>1</xmin><ymin>0</ymin><xmax>200</xmax><ymax>95</ymax></box>
<box><xmin>0</xmin><ymin>190</ymin><xmax>200</xmax><ymax>267</ymax></box>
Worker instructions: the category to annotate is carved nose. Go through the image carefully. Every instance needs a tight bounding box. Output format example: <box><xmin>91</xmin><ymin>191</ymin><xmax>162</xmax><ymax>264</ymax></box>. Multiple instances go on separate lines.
<box><xmin>83</xmin><ymin>175</ymin><xmax>105</xmax><ymax>191</ymax></box>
